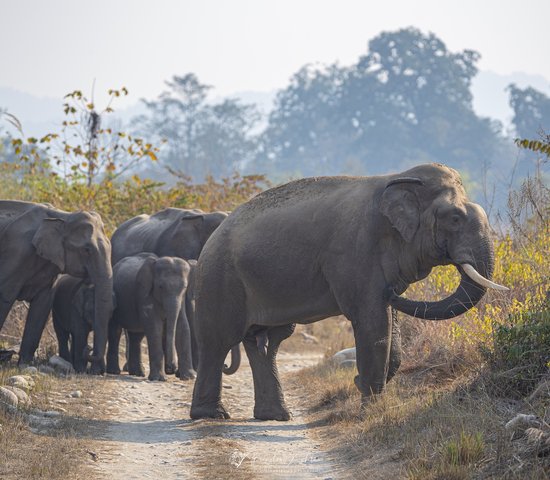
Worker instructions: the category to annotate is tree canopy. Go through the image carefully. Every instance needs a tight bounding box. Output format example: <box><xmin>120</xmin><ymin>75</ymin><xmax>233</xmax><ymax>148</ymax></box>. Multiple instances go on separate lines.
<box><xmin>133</xmin><ymin>74</ymin><xmax>260</xmax><ymax>181</ymax></box>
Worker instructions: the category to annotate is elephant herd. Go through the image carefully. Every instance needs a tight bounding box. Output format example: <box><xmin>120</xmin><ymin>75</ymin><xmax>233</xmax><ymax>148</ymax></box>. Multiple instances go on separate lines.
<box><xmin>0</xmin><ymin>204</ymin><xmax>236</xmax><ymax>383</ymax></box>
<box><xmin>0</xmin><ymin>164</ymin><xmax>508</xmax><ymax>420</ymax></box>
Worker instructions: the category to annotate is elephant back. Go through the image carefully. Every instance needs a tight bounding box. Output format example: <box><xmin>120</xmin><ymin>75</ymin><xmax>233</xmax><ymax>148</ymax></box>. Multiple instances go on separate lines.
<box><xmin>111</xmin><ymin>208</ymin><xmax>227</xmax><ymax>264</ymax></box>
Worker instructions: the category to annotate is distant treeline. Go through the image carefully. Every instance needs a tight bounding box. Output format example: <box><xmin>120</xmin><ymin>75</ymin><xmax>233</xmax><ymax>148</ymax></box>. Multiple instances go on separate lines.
<box><xmin>1</xmin><ymin>27</ymin><xmax>549</xmax><ymax>213</ymax></box>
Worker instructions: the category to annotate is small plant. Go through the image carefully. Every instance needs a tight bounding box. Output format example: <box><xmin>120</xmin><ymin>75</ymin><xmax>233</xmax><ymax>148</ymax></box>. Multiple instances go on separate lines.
<box><xmin>444</xmin><ymin>430</ymin><xmax>485</xmax><ymax>466</ymax></box>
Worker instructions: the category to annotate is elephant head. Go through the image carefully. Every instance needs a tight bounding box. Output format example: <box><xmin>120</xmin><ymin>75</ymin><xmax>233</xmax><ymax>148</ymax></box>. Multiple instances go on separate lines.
<box><xmin>32</xmin><ymin>210</ymin><xmax>113</xmax><ymax>373</ymax></box>
<box><xmin>139</xmin><ymin>256</ymin><xmax>190</xmax><ymax>372</ymax></box>
<box><xmin>380</xmin><ymin>164</ymin><xmax>507</xmax><ymax>320</ymax></box>
<box><xmin>158</xmin><ymin>210</ymin><xmax>229</xmax><ymax>260</ymax></box>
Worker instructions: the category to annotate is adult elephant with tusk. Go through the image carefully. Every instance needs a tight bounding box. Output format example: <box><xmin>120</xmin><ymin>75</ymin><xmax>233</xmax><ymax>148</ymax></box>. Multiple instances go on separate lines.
<box><xmin>190</xmin><ymin>163</ymin><xmax>508</xmax><ymax>421</ymax></box>
<box><xmin>0</xmin><ymin>201</ymin><xmax>113</xmax><ymax>374</ymax></box>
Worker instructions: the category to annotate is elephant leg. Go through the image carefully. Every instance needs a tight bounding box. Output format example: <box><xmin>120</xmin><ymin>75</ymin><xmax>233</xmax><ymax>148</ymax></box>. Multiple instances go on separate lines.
<box><xmin>190</xmin><ymin>343</ymin><xmax>232</xmax><ymax>419</ymax></box>
<box><xmin>349</xmin><ymin>303</ymin><xmax>392</xmax><ymax>405</ymax></box>
<box><xmin>53</xmin><ymin>322</ymin><xmax>71</xmax><ymax>364</ymax></box>
<box><xmin>175</xmin><ymin>308</ymin><xmax>195</xmax><ymax>380</ymax></box>
<box><xmin>72</xmin><ymin>328</ymin><xmax>90</xmax><ymax>373</ymax></box>
<box><xmin>243</xmin><ymin>324</ymin><xmax>295</xmax><ymax>421</ymax></box>
<box><xmin>0</xmin><ymin>298</ymin><xmax>15</xmax><ymax>331</ymax></box>
<box><xmin>387</xmin><ymin>309</ymin><xmax>401</xmax><ymax>384</ymax></box>
<box><xmin>127</xmin><ymin>331</ymin><xmax>145</xmax><ymax>377</ymax></box>
<box><xmin>19</xmin><ymin>289</ymin><xmax>54</xmax><ymax>364</ymax></box>
<box><xmin>145</xmin><ymin>320</ymin><xmax>166</xmax><ymax>382</ymax></box>
<box><xmin>106</xmin><ymin>322</ymin><xmax>122</xmax><ymax>374</ymax></box>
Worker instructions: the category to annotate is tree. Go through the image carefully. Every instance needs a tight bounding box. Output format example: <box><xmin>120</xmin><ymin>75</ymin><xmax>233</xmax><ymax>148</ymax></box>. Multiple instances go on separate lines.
<box><xmin>249</xmin><ymin>28</ymin><xmax>510</xmax><ymax>191</ymax></box>
<box><xmin>508</xmin><ymin>84</ymin><xmax>550</xmax><ymax>139</ymax></box>
<box><xmin>133</xmin><ymin>74</ymin><xmax>260</xmax><ymax>181</ymax></box>
<box><xmin>5</xmin><ymin>88</ymin><xmax>159</xmax><ymax>186</ymax></box>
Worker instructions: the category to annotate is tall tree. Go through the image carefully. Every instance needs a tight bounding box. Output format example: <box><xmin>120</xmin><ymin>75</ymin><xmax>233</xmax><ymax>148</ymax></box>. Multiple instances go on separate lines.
<box><xmin>508</xmin><ymin>84</ymin><xmax>550</xmax><ymax>138</ymax></box>
<box><xmin>250</xmin><ymin>28</ymin><xmax>509</xmax><ymax>185</ymax></box>
<box><xmin>133</xmin><ymin>74</ymin><xmax>260</xmax><ymax>181</ymax></box>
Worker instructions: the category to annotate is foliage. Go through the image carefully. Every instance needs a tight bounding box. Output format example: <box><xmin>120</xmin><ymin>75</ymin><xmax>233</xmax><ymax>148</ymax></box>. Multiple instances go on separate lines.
<box><xmin>443</xmin><ymin>431</ymin><xmax>485</xmax><ymax>466</ymax></box>
<box><xmin>490</xmin><ymin>309</ymin><xmax>550</xmax><ymax>396</ymax></box>
<box><xmin>1</xmin><ymin>87</ymin><xmax>268</xmax><ymax>236</ymax></box>
<box><xmin>6</xmin><ymin>88</ymin><xmax>160</xmax><ymax>186</ymax></box>
<box><xmin>0</xmin><ymin>162</ymin><xmax>266</xmax><ymax>235</ymax></box>
<box><xmin>132</xmin><ymin>73</ymin><xmax>261</xmax><ymax>181</ymax></box>
<box><xmin>515</xmin><ymin>136</ymin><xmax>550</xmax><ymax>158</ymax></box>
<box><xmin>250</xmin><ymin>27</ymin><xmax>510</xmax><ymax>191</ymax></box>
<box><xmin>176</xmin><ymin>173</ymin><xmax>270</xmax><ymax>212</ymax></box>
<box><xmin>509</xmin><ymin>84</ymin><xmax>550</xmax><ymax>140</ymax></box>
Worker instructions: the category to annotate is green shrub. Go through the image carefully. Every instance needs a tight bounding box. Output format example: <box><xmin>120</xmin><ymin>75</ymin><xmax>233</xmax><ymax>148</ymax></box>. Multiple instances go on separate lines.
<box><xmin>490</xmin><ymin>308</ymin><xmax>550</xmax><ymax>396</ymax></box>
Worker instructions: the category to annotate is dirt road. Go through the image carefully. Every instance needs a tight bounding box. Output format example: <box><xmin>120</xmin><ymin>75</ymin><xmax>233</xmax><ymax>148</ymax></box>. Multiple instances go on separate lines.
<box><xmin>88</xmin><ymin>352</ymin><xmax>336</xmax><ymax>479</ymax></box>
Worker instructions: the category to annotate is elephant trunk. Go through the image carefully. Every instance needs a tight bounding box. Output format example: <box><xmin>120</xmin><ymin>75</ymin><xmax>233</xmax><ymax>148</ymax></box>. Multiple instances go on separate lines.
<box><xmin>389</xmin><ymin>240</ymin><xmax>497</xmax><ymax>320</ymax></box>
<box><xmin>223</xmin><ymin>345</ymin><xmax>241</xmax><ymax>375</ymax></box>
<box><xmin>86</xmin><ymin>242</ymin><xmax>113</xmax><ymax>373</ymax></box>
<box><xmin>163</xmin><ymin>297</ymin><xmax>181</xmax><ymax>371</ymax></box>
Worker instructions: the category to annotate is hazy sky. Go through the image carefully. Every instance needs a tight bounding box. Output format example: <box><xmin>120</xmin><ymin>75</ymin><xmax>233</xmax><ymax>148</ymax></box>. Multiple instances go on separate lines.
<box><xmin>1</xmin><ymin>0</ymin><xmax>549</xmax><ymax>107</ymax></box>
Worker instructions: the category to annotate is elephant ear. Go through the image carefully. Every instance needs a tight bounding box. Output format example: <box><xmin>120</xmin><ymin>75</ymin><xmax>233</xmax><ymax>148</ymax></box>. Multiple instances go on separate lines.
<box><xmin>137</xmin><ymin>256</ymin><xmax>156</xmax><ymax>298</ymax></box>
<box><xmin>380</xmin><ymin>178</ymin><xmax>423</xmax><ymax>243</ymax></box>
<box><xmin>32</xmin><ymin>218</ymin><xmax>66</xmax><ymax>270</ymax></box>
<box><xmin>180</xmin><ymin>213</ymin><xmax>204</xmax><ymax>229</ymax></box>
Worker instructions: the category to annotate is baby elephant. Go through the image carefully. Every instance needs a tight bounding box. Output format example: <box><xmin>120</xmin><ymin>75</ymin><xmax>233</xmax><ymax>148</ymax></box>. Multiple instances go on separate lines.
<box><xmin>107</xmin><ymin>253</ymin><xmax>193</xmax><ymax>381</ymax></box>
<box><xmin>52</xmin><ymin>275</ymin><xmax>95</xmax><ymax>373</ymax></box>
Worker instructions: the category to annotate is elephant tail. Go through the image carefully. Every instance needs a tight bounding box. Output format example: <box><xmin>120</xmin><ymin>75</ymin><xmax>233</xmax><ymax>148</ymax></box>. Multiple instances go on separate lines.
<box><xmin>222</xmin><ymin>344</ymin><xmax>241</xmax><ymax>375</ymax></box>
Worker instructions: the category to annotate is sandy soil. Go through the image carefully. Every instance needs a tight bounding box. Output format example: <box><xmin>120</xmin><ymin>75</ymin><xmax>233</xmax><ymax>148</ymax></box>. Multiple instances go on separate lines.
<box><xmin>87</xmin><ymin>351</ymin><xmax>336</xmax><ymax>479</ymax></box>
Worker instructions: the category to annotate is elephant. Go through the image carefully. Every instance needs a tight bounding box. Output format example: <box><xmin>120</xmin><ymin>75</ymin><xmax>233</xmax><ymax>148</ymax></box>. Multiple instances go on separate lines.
<box><xmin>110</xmin><ymin>207</ymin><xmax>229</xmax><ymax>265</ymax></box>
<box><xmin>189</xmin><ymin>163</ymin><xmax>508</xmax><ymax>420</ymax></box>
<box><xmin>0</xmin><ymin>201</ymin><xmax>113</xmax><ymax>373</ymax></box>
<box><xmin>107</xmin><ymin>253</ymin><xmax>194</xmax><ymax>381</ymax></box>
<box><xmin>52</xmin><ymin>275</ymin><xmax>95</xmax><ymax>372</ymax></box>
<box><xmin>110</xmin><ymin>207</ymin><xmax>240</xmax><ymax>376</ymax></box>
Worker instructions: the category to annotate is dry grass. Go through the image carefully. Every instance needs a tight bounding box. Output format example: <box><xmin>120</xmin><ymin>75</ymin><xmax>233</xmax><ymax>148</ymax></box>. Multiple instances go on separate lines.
<box><xmin>0</xmin><ymin>360</ymin><xmax>110</xmax><ymax>479</ymax></box>
<box><xmin>0</xmin><ymin>301</ymin><xmax>59</xmax><ymax>360</ymax></box>
<box><xmin>293</xmin><ymin>355</ymin><xmax>550</xmax><ymax>479</ymax></box>
<box><xmin>281</xmin><ymin>315</ymin><xmax>355</xmax><ymax>355</ymax></box>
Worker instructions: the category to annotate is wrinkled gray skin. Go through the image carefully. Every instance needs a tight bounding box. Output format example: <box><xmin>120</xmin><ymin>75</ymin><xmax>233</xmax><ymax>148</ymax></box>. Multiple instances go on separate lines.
<box><xmin>107</xmin><ymin>253</ymin><xmax>193</xmax><ymax>381</ymax></box>
<box><xmin>111</xmin><ymin>207</ymin><xmax>240</xmax><ymax>377</ymax></box>
<box><xmin>190</xmin><ymin>164</ymin><xmax>497</xmax><ymax>420</ymax></box>
<box><xmin>52</xmin><ymin>275</ymin><xmax>96</xmax><ymax>373</ymax></box>
<box><xmin>0</xmin><ymin>201</ymin><xmax>113</xmax><ymax>374</ymax></box>
<box><xmin>111</xmin><ymin>208</ymin><xmax>228</xmax><ymax>264</ymax></box>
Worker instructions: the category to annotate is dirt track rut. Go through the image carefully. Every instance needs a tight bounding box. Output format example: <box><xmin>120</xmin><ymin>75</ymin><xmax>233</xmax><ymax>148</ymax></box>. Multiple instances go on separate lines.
<box><xmin>89</xmin><ymin>352</ymin><xmax>335</xmax><ymax>479</ymax></box>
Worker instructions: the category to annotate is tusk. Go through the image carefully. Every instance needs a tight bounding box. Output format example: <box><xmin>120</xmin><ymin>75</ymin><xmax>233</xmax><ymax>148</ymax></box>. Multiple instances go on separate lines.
<box><xmin>461</xmin><ymin>264</ymin><xmax>509</xmax><ymax>291</ymax></box>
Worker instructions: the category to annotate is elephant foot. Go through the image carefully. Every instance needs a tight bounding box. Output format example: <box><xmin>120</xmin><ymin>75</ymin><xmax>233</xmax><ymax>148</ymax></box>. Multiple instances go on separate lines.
<box><xmin>122</xmin><ymin>362</ymin><xmax>129</xmax><ymax>372</ymax></box>
<box><xmin>18</xmin><ymin>355</ymin><xmax>33</xmax><ymax>366</ymax></box>
<box><xmin>106</xmin><ymin>364</ymin><xmax>121</xmax><ymax>375</ymax></box>
<box><xmin>74</xmin><ymin>363</ymin><xmax>87</xmax><ymax>374</ymax></box>
<box><xmin>176</xmin><ymin>368</ymin><xmax>197</xmax><ymax>380</ymax></box>
<box><xmin>354</xmin><ymin>375</ymin><xmax>384</xmax><ymax>397</ymax></box>
<box><xmin>165</xmin><ymin>363</ymin><xmax>177</xmax><ymax>375</ymax></box>
<box><xmin>89</xmin><ymin>362</ymin><xmax>105</xmax><ymax>376</ymax></box>
<box><xmin>128</xmin><ymin>368</ymin><xmax>146</xmax><ymax>377</ymax></box>
<box><xmin>190</xmin><ymin>402</ymin><xmax>230</xmax><ymax>420</ymax></box>
<box><xmin>253</xmin><ymin>405</ymin><xmax>292</xmax><ymax>421</ymax></box>
<box><xmin>148</xmin><ymin>373</ymin><xmax>167</xmax><ymax>382</ymax></box>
